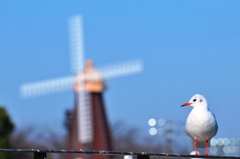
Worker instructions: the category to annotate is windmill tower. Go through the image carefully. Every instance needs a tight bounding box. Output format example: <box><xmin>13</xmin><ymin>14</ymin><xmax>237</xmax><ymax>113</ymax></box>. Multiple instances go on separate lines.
<box><xmin>20</xmin><ymin>15</ymin><xmax>143</xmax><ymax>159</ymax></box>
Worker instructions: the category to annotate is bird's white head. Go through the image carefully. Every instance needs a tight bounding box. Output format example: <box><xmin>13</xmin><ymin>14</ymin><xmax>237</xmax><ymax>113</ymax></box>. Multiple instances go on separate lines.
<box><xmin>181</xmin><ymin>94</ymin><xmax>208</xmax><ymax>108</ymax></box>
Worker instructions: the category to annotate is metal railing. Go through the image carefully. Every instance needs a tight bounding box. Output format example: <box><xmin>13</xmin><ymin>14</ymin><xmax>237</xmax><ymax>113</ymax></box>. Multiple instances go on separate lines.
<box><xmin>0</xmin><ymin>149</ymin><xmax>240</xmax><ymax>159</ymax></box>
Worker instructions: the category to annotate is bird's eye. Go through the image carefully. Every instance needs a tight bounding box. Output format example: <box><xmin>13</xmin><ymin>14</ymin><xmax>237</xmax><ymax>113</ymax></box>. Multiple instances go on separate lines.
<box><xmin>193</xmin><ymin>99</ymin><xmax>196</xmax><ymax>102</ymax></box>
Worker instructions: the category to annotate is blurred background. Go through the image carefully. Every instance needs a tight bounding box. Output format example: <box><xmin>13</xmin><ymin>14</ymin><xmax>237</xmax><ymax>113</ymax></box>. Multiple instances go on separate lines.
<box><xmin>1</xmin><ymin>1</ymin><xmax>240</xmax><ymax>159</ymax></box>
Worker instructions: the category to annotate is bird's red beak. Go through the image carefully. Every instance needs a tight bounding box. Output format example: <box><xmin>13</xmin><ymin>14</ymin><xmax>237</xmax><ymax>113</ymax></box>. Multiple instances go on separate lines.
<box><xmin>181</xmin><ymin>102</ymin><xmax>192</xmax><ymax>107</ymax></box>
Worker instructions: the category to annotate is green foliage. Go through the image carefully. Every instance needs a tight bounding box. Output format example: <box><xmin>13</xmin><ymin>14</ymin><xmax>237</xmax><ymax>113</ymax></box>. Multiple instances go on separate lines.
<box><xmin>0</xmin><ymin>107</ymin><xmax>14</xmax><ymax>159</ymax></box>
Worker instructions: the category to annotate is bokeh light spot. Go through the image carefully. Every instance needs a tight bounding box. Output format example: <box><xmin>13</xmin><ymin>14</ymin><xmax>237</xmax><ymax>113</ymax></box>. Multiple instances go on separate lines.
<box><xmin>149</xmin><ymin>128</ymin><xmax>157</xmax><ymax>135</ymax></box>
<box><xmin>223</xmin><ymin>146</ymin><xmax>230</xmax><ymax>154</ymax></box>
<box><xmin>217</xmin><ymin>138</ymin><xmax>223</xmax><ymax>146</ymax></box>
<box><xmin>158</xmin><ymin>118</ymin><xmax>166</xmax><ymax>126</ymax></box>
<box><xmin>230</xmin><ymin>138</ymin><xmax>236</xmax><ymax>145</ymax></box>
<box><xmin>210</xmin><ymin>147</ymin><xmax>217</xmax><ymax>154</ymax></box>
<box><xmin>230</xmin><ymin>146</ymin><xmax>236</xmax><ymax>153</ymax></box>
<box><xmin>223</xmin><ymin>138</ymin><xmax>230</xmax><ymax>146</ymax></box>
<box><xmin>148</xmin><ymin>118</ymin><xmax>156</xmax><ymax>127</ymax></box>
<box><xmin>210</xmin><ymin>138</ymin><xmax>217</xmax><ymax>146</ymax></box>
<box><xmin>237</xmin><ymin>138</ymin><xmax>240</xmax><ymax>145</ymax></box>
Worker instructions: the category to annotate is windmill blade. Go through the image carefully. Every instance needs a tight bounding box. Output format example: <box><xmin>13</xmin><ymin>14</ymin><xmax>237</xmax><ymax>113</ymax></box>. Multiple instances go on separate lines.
<box><xmin>69</xmin><ymin>15</ymin><xmax>85</xmax><ymax>73</ymax></box>
<box><xmin>20</xmin><ymin>76</ymin><xmax>74</xmax><ymax>97</ymax></box>
<box><xmin>97</xmin><ymin>60</ymin><xmax>143</xmax><ymax>80</ymax></box>
<box><xmin>77</xmin><ymin>91</ymin><xmax>93</xmax><ymax>143</ymax></box>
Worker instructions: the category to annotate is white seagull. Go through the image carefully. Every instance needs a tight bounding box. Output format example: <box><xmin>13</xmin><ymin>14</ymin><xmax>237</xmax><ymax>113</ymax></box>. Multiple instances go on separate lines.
<box><xmin>181</xmin><ymin>94</ymin><xmax>218</xmax><ymax>156</ymax></box>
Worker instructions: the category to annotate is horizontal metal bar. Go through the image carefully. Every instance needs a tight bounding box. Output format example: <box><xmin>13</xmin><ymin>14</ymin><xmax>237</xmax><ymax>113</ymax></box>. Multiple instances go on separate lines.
<box><xmin>0</xmin><ymin>149</ymin><xmax>238</xmax><ymax>159</ymax></box>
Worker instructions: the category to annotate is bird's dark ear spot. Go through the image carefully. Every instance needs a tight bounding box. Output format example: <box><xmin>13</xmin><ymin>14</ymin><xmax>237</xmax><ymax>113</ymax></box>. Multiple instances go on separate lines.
<box><xmin>200</xmin><ymin>99</ymin><xmax>203</xmax><ymax>102</ymax></box>
<box><xmin>193</xmin><ymin>99</ymin><xmax>196</xmax><ymax>102</ymax></box>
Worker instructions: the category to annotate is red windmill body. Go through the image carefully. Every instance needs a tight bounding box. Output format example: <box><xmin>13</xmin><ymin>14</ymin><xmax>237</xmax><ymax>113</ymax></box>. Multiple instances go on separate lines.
<box><xmin>66</xmin><ymin>60</ymin><xmax>112</xmax><ymax>159</ymax></box>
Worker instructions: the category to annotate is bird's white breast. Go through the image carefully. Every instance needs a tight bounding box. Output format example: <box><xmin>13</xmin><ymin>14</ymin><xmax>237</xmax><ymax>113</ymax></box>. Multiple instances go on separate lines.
<box><xmin>185</xmin><ymin>107</ymin><xmax>218</xmax><ymax>142</ymax></box>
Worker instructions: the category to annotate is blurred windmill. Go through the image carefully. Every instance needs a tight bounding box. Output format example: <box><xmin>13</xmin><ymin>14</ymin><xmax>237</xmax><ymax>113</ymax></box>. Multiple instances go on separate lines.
<box><xmin>20</xmin><ymin>15</ymin><xmax>143</xmax><ymax>159</ymax></box>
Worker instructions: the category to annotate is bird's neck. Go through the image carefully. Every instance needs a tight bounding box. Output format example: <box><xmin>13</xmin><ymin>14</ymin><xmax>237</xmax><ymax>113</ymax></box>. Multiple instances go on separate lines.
<box><xmin>194</xmin><ymin>105</ymin><xmax>209</xmax><ymax>110</ymax></box>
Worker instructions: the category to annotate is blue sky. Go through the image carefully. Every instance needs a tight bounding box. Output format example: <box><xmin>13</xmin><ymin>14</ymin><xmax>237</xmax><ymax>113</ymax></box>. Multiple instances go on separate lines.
<box><xmin>1</xmin><ymin>1</ymin><xmax>240</xmax><ymax>142</ymax></box>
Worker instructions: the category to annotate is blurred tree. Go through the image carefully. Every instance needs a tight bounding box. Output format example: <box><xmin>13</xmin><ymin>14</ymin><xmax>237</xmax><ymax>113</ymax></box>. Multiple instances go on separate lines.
<box><xmin>111</xmin><ymin>121</ymin><xmax>164</xmax><ymax>152</ymax></box>
<box><xmin>64</xmin><ymin>109</ymin><xmax>74</xmax><ymax>131</ymax></box>
<box><xmin>11</xmin><ymin>126</ymin><xmax>67</xmax><ymax>159</ymax></box>
<box><xmin>0</xmin><ymin>107</ymin><xmax>14</xmax><ymax>159</ymax></box>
